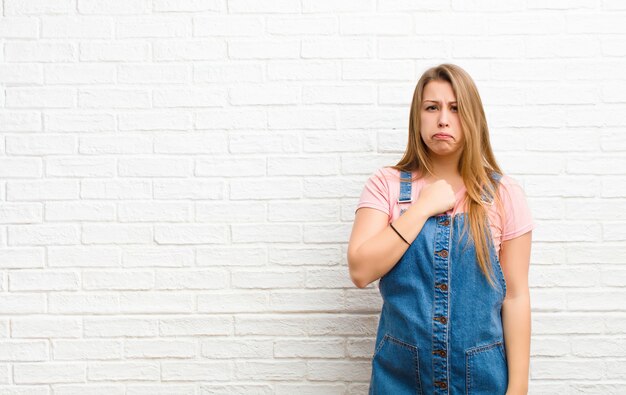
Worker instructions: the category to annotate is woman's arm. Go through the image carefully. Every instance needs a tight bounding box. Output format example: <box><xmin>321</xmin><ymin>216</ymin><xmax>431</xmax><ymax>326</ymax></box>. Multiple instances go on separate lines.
<box><xmin>500</xmin><ymin>231</ymin><xmax>532</xmax><ymax>395</ymax></box>
<box><xmin>347</xmin><ymin>205</ymin><xmax>429</xmax><ymax>288</ymax></box>
<box><xmin>347</xmin><ymin>179</ymin><xmax>456</xmax><ymax>289</ymax></box>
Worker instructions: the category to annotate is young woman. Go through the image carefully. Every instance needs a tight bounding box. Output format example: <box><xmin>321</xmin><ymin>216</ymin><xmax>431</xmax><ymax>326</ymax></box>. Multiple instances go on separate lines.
<box><xmin>347</xmin><ymin>64</ymin><xmax>534</xmax><ymax>395</ymax></box>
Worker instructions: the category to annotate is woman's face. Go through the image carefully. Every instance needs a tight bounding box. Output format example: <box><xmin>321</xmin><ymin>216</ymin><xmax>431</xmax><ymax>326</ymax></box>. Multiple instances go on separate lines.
<box><xmin>419</xmin><ymin>80</ymin><xmax>465</xmax><ymax>159</ymax></box>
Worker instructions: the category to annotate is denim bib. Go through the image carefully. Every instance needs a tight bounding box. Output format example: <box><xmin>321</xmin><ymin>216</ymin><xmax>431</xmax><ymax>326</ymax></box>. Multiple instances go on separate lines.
<box><xmin>369</xmin><ymin>171</ymin><xmax>508</xmax><ymax>395</ymax></box>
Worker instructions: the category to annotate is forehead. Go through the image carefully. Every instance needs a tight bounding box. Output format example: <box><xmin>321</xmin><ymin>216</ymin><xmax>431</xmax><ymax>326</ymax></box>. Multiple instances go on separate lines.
<box><xmin>422</xmin><ymin>80</ymin><xmax>456</xmax><ymax>101</ymax></box>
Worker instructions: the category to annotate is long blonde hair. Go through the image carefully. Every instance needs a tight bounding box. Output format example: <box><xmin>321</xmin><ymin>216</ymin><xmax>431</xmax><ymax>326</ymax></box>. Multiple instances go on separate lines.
<box><xmin>391</xmin><ymin>63</ymin><xmax>505</xmax><ymax>289</ymax></box>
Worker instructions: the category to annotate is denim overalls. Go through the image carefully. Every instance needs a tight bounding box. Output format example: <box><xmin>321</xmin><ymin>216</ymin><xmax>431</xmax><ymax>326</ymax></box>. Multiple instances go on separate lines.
<box><xmin>369</xmin><ymin>171</ymin><xmax>508</xmax><ymax>395</ymax></box>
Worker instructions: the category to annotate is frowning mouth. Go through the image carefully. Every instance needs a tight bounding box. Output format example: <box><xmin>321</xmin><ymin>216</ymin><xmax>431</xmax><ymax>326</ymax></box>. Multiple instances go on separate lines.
<box><xmin>433</xmin><ymin>133</ymin><xmax>453</xmax><ymax>139</ymax></box>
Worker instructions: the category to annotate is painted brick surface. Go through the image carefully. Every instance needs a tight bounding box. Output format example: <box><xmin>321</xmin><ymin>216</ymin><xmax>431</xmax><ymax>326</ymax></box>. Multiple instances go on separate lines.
<box><xmin>0</xmin><ymin>2</ymin><xmax>624</xmax><ymax>394</ymax></box>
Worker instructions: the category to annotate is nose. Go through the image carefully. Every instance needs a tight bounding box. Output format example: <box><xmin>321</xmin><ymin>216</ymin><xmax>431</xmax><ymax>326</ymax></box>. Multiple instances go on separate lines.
<box><xmin>438</xmin><ymin>112</ymin><xmax>449</xmax><ymax>127</ymax></box>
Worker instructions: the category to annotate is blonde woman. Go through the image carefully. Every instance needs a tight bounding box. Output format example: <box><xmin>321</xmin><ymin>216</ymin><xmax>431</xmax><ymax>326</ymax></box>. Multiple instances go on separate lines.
<box><xmin>348</xmin><ymin>64</ymin><xmax>534</xmax><ymax>395</ymax></box>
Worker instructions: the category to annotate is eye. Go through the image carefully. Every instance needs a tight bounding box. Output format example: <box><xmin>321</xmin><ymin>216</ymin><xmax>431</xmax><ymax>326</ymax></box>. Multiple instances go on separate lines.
<box><xmin>426</xmin><ymin>105</ymin><xmax>436</xmax><ymax>110</ymax></box>
<box><xmin>451</xmin><ymin>106</ymin><xmax>458</xmax><ymax>112</ymax></box>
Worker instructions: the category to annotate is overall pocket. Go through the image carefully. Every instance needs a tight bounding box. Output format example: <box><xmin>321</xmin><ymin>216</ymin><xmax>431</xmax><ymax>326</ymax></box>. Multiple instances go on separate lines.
<box><xmin>465</xmin><ymin>340</ymin><xmax>508</xmax><ymax>395</ymax></box>
<box><xmin>369</xmin><ymin>333</ymin><xmax>422</xmax><ymax>395</ymax></box>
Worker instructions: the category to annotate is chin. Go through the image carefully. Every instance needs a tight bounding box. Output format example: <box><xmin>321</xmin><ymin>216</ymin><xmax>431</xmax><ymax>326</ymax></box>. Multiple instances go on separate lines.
<box><xmin>429</xmin><ymin>147</ymin><xmax>460</xmax><ymax>157</ymax></box>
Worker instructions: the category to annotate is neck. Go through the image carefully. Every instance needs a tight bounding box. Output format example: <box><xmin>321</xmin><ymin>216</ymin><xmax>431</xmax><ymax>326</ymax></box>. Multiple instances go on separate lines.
<box><xmin>427</xmin><ymin>152</ymin><xmax>462</xmax><ymax>179</ymax></box>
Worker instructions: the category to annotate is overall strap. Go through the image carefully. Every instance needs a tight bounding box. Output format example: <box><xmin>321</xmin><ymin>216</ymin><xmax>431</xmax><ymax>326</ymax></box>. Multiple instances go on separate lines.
<box><xmin>398</xmin><ymin>170</ymin><xmax>412</xmax><ymax>216</ymax></box>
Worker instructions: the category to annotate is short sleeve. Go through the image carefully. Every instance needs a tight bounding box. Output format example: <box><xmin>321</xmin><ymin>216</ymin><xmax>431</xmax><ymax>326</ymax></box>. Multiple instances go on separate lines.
<box><xmin>499</xmin><ymin>176</ymin><xmax>536</xmax><ymax>241</ymax></box>
<box><xmin>355</xmin><ymin>167</ymin><xmax>391</xmax><ymax>217</ymax></box>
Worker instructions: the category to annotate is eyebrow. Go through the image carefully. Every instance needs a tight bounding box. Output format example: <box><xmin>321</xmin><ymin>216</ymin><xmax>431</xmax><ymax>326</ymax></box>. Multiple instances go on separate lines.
<box><xmin>424</xmin><ymin>100</ymin><xmax>457</xmax><ymax>104</ymax></box>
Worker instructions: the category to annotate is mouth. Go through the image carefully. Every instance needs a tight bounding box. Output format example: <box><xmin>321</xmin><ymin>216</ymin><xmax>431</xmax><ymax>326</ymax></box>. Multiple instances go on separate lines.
<box><xmin>433</xmin><ymin>133</ymin><xmax>453</xmax><ymax>139</ymax></box>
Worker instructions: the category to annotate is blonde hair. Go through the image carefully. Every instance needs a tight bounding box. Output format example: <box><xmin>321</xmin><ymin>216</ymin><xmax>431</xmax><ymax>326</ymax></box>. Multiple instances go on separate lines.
<box><xmin>390</xmin><ymin>63</ymin><xmax>505</xmax><ymax>289</ymax></box>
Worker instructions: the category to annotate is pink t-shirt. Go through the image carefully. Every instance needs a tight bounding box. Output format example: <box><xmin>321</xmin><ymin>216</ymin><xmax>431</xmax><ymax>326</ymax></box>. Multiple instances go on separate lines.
<box><xmin>355</xmin><ymin>166</ymin><xmax>535</xmax><ymax>256</ymax></box>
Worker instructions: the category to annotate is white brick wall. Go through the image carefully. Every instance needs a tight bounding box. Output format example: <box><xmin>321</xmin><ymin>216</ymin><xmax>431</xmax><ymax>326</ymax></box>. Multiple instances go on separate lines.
<box><xmin>0</xmin><ymin>1</ymin><xmax>624</xmax><ymax>394</ymax></box>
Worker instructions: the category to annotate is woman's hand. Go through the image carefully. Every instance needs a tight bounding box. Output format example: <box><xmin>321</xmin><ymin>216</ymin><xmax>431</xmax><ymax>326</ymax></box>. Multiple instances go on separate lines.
<box><xmin>415</xmin><ymin>179</ymin><xmax>456</xmax><ymax>217</ymax></box>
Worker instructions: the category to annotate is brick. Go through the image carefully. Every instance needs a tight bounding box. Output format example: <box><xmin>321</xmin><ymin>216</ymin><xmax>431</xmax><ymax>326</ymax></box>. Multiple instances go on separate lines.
<box><xmin>49</xmin><ymin>293</ymin><xmax>119</xmax><ymax>314</ymax></box>
<box><xmin>200</xmin><ymin>338</ymin><xmax>273</xmax><ymax>359</ymax></box>
<box><xmin>88</xmin><ymin>362</ymin><xmax>159</xmax><ymax>381</ymax></box>
<box><xmin>228</xmin><ymin>132</ymin><xmax>301</xmax><ymax>154</ymax></box>
<box><xmin>117</xmin><ymin>201</ymin><xmax>191</xmax><ymax>222</ymax></box>
<box><xmin>84</xmin><ymin>318</ymin><xmax>158</xmax><ymax>338</ymax></box>
<box><xmin>159</xmin><ymin>317</ymin><xmax>233</xmax><ymax>336</ymax></box>
<box><xmin>0</xmin><ymin>341</ymin><xmax>48</xmax><ymax>362</ymax></box>
<box><xmin>0</xmin><ymin>295</ymin><xmax>43</xmax><ymax>316</ymax></box>
<box><xmin>41</xmin><ymin>16</ymin><xmax>112</xmax><ymax>38</ymax></box>
<box><xmin>0</xmin><ymin>17</ymin><xmax>39</xmax><ymax>38</ymax></box>
<box><xmin>153</xmin><ymin>88</ymin><xmax>226</xmax><ymax>108</ymax></box>
<box><xmin>155</xmin><ymin>269</ymin><xmax>228</xmax><ymax>290</ymax></box>
<box><xmin>230</xmin><ymin>84</ymin><xmax>299</xmax><ymax>105</ymax></box>
<box><xmin>44</xmin><ymin>112</ymin><xmax>115</xmax><ymax>132</ymax></box>
<box><xmin>0</xmin><ymin>64</ymin><xmax>42</xmax><ymax>84</ymax></box>
<box><xmin>6</xmin><ymin>87</ymin><xmax>75</xmax><ymax>108</ymax></box>
<box><xmin>302</xmin><ymin>85</ymin><xmax>376</xmax><ymax>105</ymax></box>
<box><xmin>78</xmin><ymin>0</ymin><xmax>151</xmax><ymax>15</ymax></box>
<box><xmin>267</xmin><ymin>61</ymin><xmax>337</xmax><ymax>81</ymax></box>
<box><xmin>196</xmin><ymin>201</ymin><xmax>265</xmax><ymax>223</ymax></box>
<box><xmin>48</xmin><ymin>247</ymin><xmax>120</xmax><ymax>268</ymax></box>
<box><xmin>82</xmin><ymin>270</ymin><xmax>154</xmax><ymax>290</ymax></box>
<box><xmin>122</xmin><ymin>246</ymin><xmax>194</xmax><ymax>268</ymax></box>
<box><xmin>198</xmin><ymin>291</ymin><xmax>268</xmax><ymax>313</ymax></box>
<box><xmin>341</xmin><ymin>15</ymin><xmax>411</xmax><ymax>35</ymax></box>
<box><xmin>195</xmin><ymin>62</ymin><xmax>264</xmax><ymax>83</ymax></box>
<box><xmin>124</xmin><ymin>340</ymin><xmax>195</xmax><ymax>359</ymax></box>
<box><xmin>82</xmin><ymin>225</ymin><xmax>152</xmax><ymax>244</ymax></box>
<box><xmin>154</xmin><ymin>224</ymin><xmax>227</xmax><ymax>244</ymax></box>
<box><xmin>6</xmin><ymin>135</ymin><xmax>75</xmax><ymax>155</ymax></box>
<box><xmin>0</xmin><ymin>248</ymin><xmax>44</xmax><ymax>269</ymax></box>
<box><xmin>301</xmin><ymin>38</ymin><xmax>371</xmax><ymax>59</ymax></box>
<box><xmin>234</xmin><ymin>360</ymin><xmax>306</xmax><ymax>380</ymax></box>
<box><xmin>0</xmin><ymin>203</ymin><xmax>43</xmax><ymax>224</ymax></box>
<box><xmin>116</xmin><ymin>17</ymin><xmax>191</xmax><ymax>38</ymax></box>
<box><xmin>80</xmin><ymin>42</ymin><xmax>150</xmax><ymax>61</ymax></box>
<box><xmin>266</xmin><ymin>15</ymin><xmax>339</xmax><ymax>35</ymax></box>
<box><xmin>161</xmin><ymin>361</ymin><xmax>233</xmax><ymax>381</ymax></box>
<box><xmin>119</xmin><ymin>292</ymin><xmax>193</xmax><ymax>313</ymax></box>
<box><xmin>80</xmin><ymin>179</ymin><xmax>152</xmax><ymax>200</ymax></box>
<box><xmin>9</xmin><ymin>270</ymin><xmax>79</xmax><ymax>291</ymax></box>
<box><xmin>12</xmin><ymin>317</ymin><xmax>81</xmax><ymax>338</ymax></box>
<box><xmin>118</xmin><ymin>157</ymin><xmax>192</xmax><ymax>177</ymax></box>
<box><xmin>53</xmin><ymin>340</ymin><xmax>122</xmax><ymax>360</ymax></box>
<box><xmin>117</xmin><ymin>64</ymin><xmax>190</xmax><ymax>85</ymax></box>
<box><xmin>46</xmin><ymin>157</ymin><xmax>115</xmax><ymax>177</ymax></box>
<box><xmin>229</xmin><ymin>0</ymin><xmax>299</xmax><ymax>13</ymax></box>
<box><xmin>302</xmin><ymin>0</ymin><xmax>372</xmax><ymax>13</ymax></box>
<box><xmin>14</xmin><ymin>363</ymin><xmax>85</xmax><ymax>384</ymax></box>
<box><xmin>154</xmin><ymin>0</ymin><xmax>223</xmax><ymax>12</ymax></box>
<box><xmin>4</xmin><ymin>42</ymin><xmax>76</xmax><ymax>62</ymax></box>
<box><xmin>0</xmin><ymin>111</ymin><xmax>41</xmax><ymax>132</ymax></box>
<box><xmin>8</xmin><ymin>225</ymin><xmax>80</xmax><ymax>246</ymax></box>
<box><xmin>153</xmin><ymin>40</ymin><xmax>226</xmax><ymax>61</ymax></box>
<box><xmin>236</xmin><ymin>39</ymin><xmax>300</xmax><ymax>60</ymax></box>
<box><xmin>79</xmin><ymin>134</ymin><xmax>152</xmax><ymax>154</ymax></box>
<box><xmin>307</xmin><ymin>360</ymin><xmax>372</xmax><ymax>381</ymax></box>
<box><xmin>79</xmin><ymin>89</ymin><xmax>151</xmax><ymax>109</ymax></box>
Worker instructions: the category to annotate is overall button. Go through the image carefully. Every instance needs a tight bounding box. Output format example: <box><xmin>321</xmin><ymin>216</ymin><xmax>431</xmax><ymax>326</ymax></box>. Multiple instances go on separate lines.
<box><xmin>432</xmin><ymin>349</ymin><xmax>447</xmax><ymax>357</ymax></box>
<box><xmin>439</xmin><ymin>219</ymin><xmax>450</xmax><ymax>226</ymax></box>
<box><xmin>434</xmin><ymin>316</ymin><xmax>447</xmax><ymax>324</ymax></box>
<box><xmin>436</xmin><ymin>249</ymin><xmax>449</xmax><ymax>258</ymax></box>
<box><xmin>436</xmin><ymin>283</ymin><xmax>448</xmax><ymax>291</ymax></box>
<box><xmin>435</xmin><ymin>380</ymin><xmax>448</xmax><ymax>389</ymax></box>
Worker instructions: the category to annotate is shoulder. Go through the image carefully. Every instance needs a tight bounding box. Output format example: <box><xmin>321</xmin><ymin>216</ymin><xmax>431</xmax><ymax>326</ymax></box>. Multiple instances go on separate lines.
<box><xmin>356</xmin><ymin>166</ymin><xmax>403</xmax><ymax>217</ymax></box>
<box><xmin>367</xmin><ymin>166</ymin><xmax>402</xmax><ymax>188</ymax></box>
<box><xmin>496</xmin><ymin>174</ymin><xmax>527</xmax><ymax>198</ymax></box>
<box><xmin>494</xmin><ymin>173</ymin><xmax>535</xmax><ymax>240</ymax></box>
<box><xmin>373</xmin><ymin>165</ymin><xmax>402</xmax><ymax>179</ymax></box>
